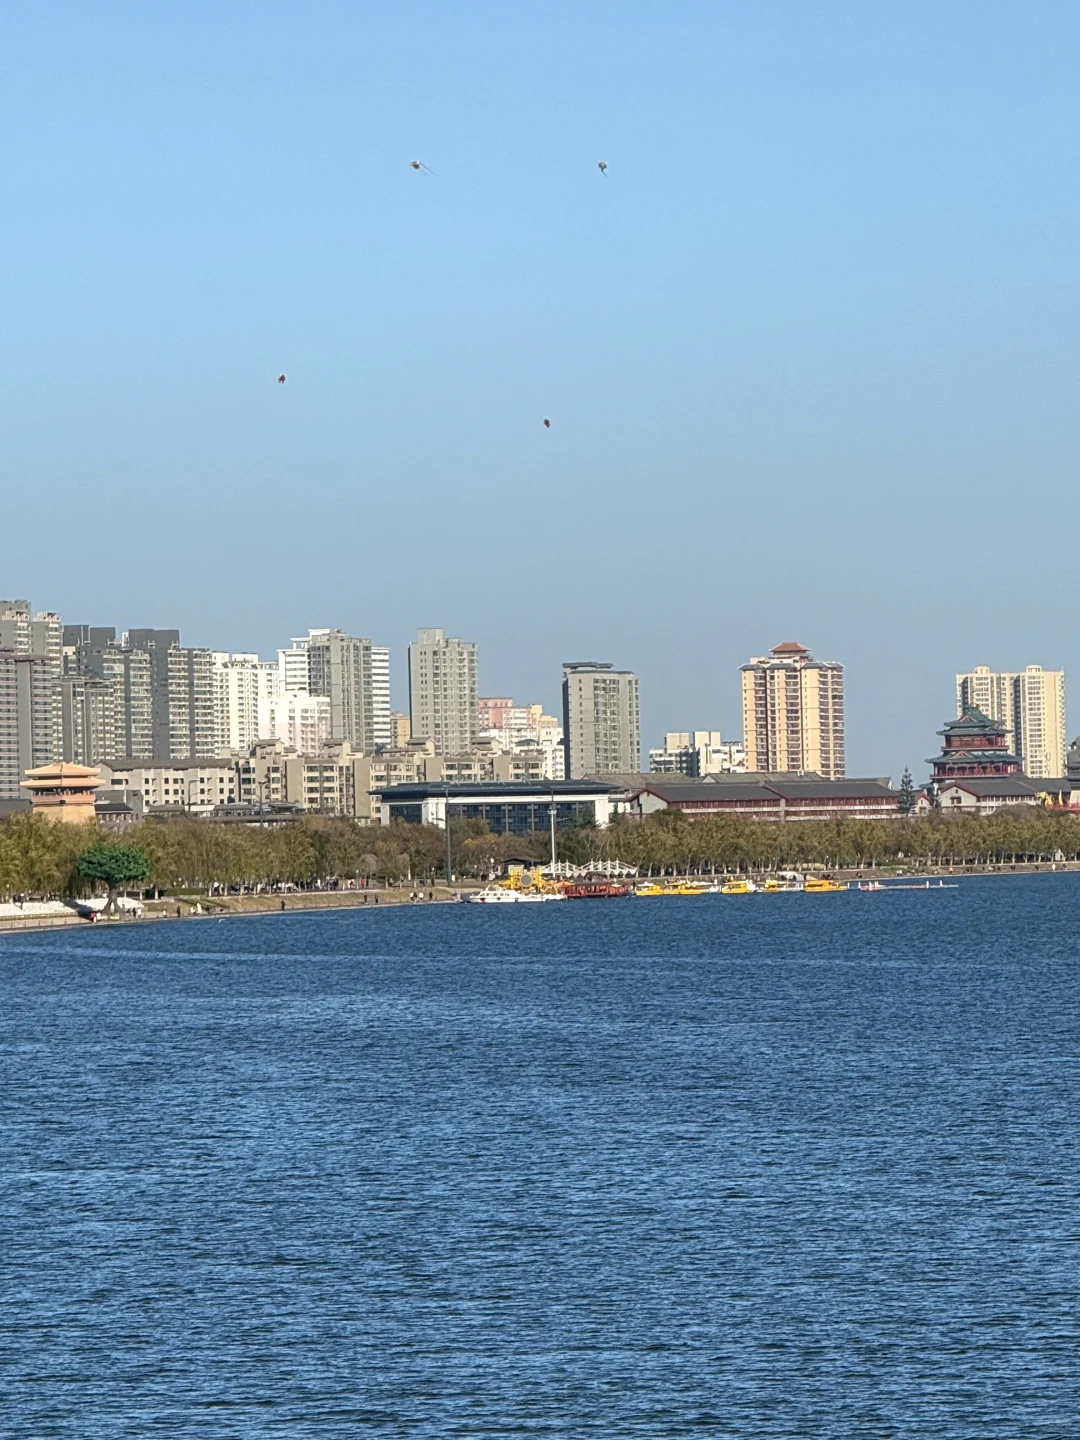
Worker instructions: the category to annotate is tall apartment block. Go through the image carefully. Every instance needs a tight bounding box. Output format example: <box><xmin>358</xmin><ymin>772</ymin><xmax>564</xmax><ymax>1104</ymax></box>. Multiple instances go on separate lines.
<box><xmin>371</xmin><ymin>646</ymin><xmax>391</xmax><ymax>748</ymax></box>
<box><xmin>279</xmin><ymin>629</ymin><xmax>386</xmax><ymax>752</ymax></box>
<box><xmin>1</xmin><ymin>600</ymin><xmax>62</xmax><ymax>769</ymax></box>
<box><xmin>741</xmin><ymin>641</ymin><xmax>845</xmax><ymax>779</ymax></box>
<box><xmin>0</xmin><ymin>652</ymin><xmax>59</xmax><ymax>799</ymax></box>
<box><xmin>211</xmin><ymin>653</ymin><xmax>281</xmax><ymax>754</ymax></box>
<box><xmin>956</xmin><ymin>665</ymin><xmax>1066</xmax><ymax>778</ymax></box>
<box><xmin>125</xmin><ymin>629</ymin><xmax>218</xmax><ymax>761</ymax></box>
<box><xmin>63</xmin><ymin>625</ymin><xmax>153</xmax><ymax>762</ymax></box>
<box><xmin>561</xmin><ymin>662</ymin><xmax>640</xmax><ymax>778</ymax></box>
<box><xmin>408</xmin><ymin>629</ymin><xmax>478</xmax><ymax>755</ymax></box>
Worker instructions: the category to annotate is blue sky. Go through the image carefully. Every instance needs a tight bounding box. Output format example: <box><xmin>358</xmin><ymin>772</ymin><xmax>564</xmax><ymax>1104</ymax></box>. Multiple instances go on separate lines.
<box><xmin>2</xmin><ymin>1</ymin><xmax>1077</xmax><ymax>776</ymax></box>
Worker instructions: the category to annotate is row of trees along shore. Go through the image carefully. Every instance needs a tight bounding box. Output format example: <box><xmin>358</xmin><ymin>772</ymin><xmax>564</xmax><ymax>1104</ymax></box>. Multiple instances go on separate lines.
<box><xmin>3</xmin><ymin>807</ymin><xmax>1080</xmax><ymax>900</ymax></box>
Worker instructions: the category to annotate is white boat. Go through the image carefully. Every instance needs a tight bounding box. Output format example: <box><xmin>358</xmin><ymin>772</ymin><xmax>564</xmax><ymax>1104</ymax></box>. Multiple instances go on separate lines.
<box><xmin>467</xmin><ymin>887</ymin><xmax>566</xmax><ymax>904</ymax></box>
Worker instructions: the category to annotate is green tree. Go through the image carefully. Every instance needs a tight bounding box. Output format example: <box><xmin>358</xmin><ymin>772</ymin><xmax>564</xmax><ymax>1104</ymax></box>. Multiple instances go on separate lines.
<box><xmin>897</xmin><ymin>768</ymin><xmax>917</xmax><ymax>816</ymax></box>
<box><xmin>77</xmin><ymin>842</ymin><xmax>151</xmax><ymax>915</ymax></box>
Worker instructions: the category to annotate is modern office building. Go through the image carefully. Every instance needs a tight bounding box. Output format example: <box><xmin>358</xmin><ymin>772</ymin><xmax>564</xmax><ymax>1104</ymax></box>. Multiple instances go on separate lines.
<box><xmin>741</xmin><ymin>641</ymin><xmax>845</xmax><ymax>780</ymax></box>
<box><xmin>373</xmin><ymin>778</ymin><xmax>625</xmax><ymax>833</ymax></box>
<box><xmin>648</xmin><ymin>731</ymin><xmax>746</xmax><ymax>776</ymax></box>
<box><xmin>408</xmin><ymin>629</ymin><xmax>478</xmax><ymax>755</ymax></box>
<box><xmin>561</xmin><ymin>662</ymin><xmax>640</xmax><ymax>779</ymax></box>
<box><xmin>956</xmin><ymin>665</ymin><xmax>1066</xmax><ymax>779</ymax></box>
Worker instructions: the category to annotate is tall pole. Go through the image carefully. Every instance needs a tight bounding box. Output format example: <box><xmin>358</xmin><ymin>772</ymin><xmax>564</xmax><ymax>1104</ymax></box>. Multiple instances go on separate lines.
<box><xmin>444</xmin><ymin>781</ymin><xmax>453</xmax><ymax>887</ymax></box>
<box><xmin>549</xmin><ymin>786</ymin><xmax>557</xmax><ymax>867</ymax></box>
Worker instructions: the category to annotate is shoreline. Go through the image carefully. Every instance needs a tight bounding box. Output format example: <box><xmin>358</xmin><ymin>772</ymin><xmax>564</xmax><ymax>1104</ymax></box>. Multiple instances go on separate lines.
<box><xmin>1</xmin><ymin>864</ymin><xmax>1077</xmax><ymax>938</ymax></box>
<box><xmin>0</xmin><ymin>885</ymin><xmax>463</xmax><ymax>938</ymax></box>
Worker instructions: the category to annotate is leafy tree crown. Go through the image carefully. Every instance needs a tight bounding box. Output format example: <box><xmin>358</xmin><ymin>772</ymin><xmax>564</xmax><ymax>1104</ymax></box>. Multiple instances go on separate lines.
<box><xmin>77</xmin><ymin>842</ymin><xmax>151</xmax><ymax>889</ymax></box>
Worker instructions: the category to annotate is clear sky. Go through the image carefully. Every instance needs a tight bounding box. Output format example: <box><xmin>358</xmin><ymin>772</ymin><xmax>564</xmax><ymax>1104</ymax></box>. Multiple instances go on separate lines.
<box><xmin>3</xmin><ymin>1</ymin><xmax>1078</xmax><ymax>777</ymax></box>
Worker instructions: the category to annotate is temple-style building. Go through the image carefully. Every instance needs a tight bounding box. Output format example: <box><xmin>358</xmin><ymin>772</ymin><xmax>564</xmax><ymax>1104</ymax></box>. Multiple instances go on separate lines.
<box><xmin>928</xmin><ymin>705</ymin><xmax>1022</xmax><ymax>783</ymax></box>
<box><xmin>22</xmin><ymin>762</ymin><xmax>101</xmax><ymax>823</ymax></box>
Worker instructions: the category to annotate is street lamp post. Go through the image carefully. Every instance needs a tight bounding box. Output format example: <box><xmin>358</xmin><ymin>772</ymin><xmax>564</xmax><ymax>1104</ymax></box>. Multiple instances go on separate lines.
<box><xmin>444</xmin><ymin>781</ymin><xmax>453</xmax><ymax>888</ymax></box>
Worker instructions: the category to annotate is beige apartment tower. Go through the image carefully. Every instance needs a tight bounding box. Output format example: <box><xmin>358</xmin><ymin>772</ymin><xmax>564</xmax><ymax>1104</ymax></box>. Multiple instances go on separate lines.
<box><xmin>561</xmin><ymin>662</ymin><xmax>640</xmax><ymax>778</ymax></box>
<box><xmin>956</xmin><ymin>665</ymin><xmax>1065</xmax><ymax>778</ymax></box>
<box><xmin>408</xmin><ymin>629</ymin><xmax>478</xmax><ymax>755</ymax></box>
<box><xmin>741</xmin><ymin>641</ymin><xmax>845</xmax><ymax>780</ymax></box>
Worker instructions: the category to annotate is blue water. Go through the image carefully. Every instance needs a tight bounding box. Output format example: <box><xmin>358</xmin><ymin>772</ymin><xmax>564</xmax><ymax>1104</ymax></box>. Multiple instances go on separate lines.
<box><xmin>2</xmin><ymin>877</ymin><xmax>1079</xmax><ymax>1437</ymax></box>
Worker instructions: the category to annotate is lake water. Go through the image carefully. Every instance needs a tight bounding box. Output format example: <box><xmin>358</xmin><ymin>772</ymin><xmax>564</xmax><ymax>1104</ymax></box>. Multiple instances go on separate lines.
<box><xmin>2</xmin><ymin>876</ymin><xmax>1079</xmax><ymax>1437</ymax></box>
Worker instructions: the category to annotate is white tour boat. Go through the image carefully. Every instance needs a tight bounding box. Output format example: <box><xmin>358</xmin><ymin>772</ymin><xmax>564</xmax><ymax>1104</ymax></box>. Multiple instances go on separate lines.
<box><xmin>467</xmin><ymin>887</ymin><xmax>566</xmax><ymax>904</ymax></box>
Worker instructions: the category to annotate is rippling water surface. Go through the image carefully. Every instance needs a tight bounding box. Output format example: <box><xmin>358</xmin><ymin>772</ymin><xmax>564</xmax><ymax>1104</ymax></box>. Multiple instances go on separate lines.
<box><xmin>2</xmin><ymin>877</ymin><xmax>1079</xmax><ymax>1436</ymax></box>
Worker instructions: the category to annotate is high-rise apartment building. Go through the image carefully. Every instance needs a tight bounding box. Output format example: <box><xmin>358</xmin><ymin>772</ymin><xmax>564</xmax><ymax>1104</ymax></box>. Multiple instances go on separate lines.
<box><xmin>279</xmin><ymin>629</ymin><xmax>381</xmax><ymax>751</ymax></box>
<box><xmin>561</xmin><ymin>662</ymin><xmax>640</xmax><ymax>778</ymax></box>
<box><xmin>125</xmin><ymin>629</ymin><xmax>218</xmax><ymax>761</ymax></box>
<box><xmin>741</xmin><ymin>641</ymin><xmax>845</xmax><ymax>779</ymax></box>
<box><xmin>64</xmin><ymin>625</ymin><xmax>154</xmax><ymax>761</ymax></box>
<box><xmin>408</xmin><ymin>629</ymin><xmax>478</xmax><ymax>755</ymax></box>
<box><xmin>956</xmin><ymin>665</ymin><xmax>1066</xmax><ymax>778</ymax></box>
<box><xmin>278</xmin><ymin>640</ymin><xmax>312</xmax><ymax>695</ymax></box>
<box><xmin>371</xmin><ymin>646</ymin><xmax>391</xmax><ymax>749</ymax></box>
<box><xmin>212</xmin><ymin>653</ymin><xmax>281</xmax><ymax>753</ymax></box>
<box><xmin>265</xmin><ymin>691</ymin><xmax>332</xmax><ymax>754</ymax></box>
<box><xmin>0</xmin><ymin>651</ymin><xmax>59</xmax><ymax>799</ymax></box>
<box><xmin>1</xmin><ymin>600</ymin><xmax>63</xmax><ymax>766</ymax></box>
<box><xmin>59</xmin><ymin>674</ymin><xmax>113</xmax><ymax>767</ymax></box>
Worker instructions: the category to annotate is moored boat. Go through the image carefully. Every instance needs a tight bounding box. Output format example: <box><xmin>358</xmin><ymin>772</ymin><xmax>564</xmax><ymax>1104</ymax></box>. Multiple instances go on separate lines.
<box><xmin>562</xmin><ymin>881</ymin><xmax>632</xmax><ymax>899</ymax></box>
<box><xmin>468</xmin><ymin>887</ymin><xmax>566</xmax><ymax>904</ymax></box>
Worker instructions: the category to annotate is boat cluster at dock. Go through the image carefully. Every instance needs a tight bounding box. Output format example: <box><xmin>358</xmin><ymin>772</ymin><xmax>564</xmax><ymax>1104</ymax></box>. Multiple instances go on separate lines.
<box><xmin>466</xmin><ymin>870</ymin><xmax>961</xmax><ymax>903</ymax></box>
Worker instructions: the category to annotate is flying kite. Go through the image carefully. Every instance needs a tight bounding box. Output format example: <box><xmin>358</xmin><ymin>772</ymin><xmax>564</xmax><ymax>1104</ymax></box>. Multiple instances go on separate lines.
<box><xmin>277</xmin><ymin>374</ymin><xmax>286</xmax><ymax>384</ymax></box>
<box><xmin>597</xmin><ymin>161</ymin><xmax>608</xmax><ymax>176</ymax></box>
<box><xmin>410</xmin><ymin>160</ymin><xmax>435</xmax><ymax>175</ymax></box>
<box><xmin>543</xmin><ymin>418</ymin><xmax>551</xmax><ymax>428</ymax></box>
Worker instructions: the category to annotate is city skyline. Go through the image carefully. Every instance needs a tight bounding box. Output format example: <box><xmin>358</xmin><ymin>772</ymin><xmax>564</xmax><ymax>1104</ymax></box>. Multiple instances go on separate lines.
<box><xmin>4</xmin><ymin>593</ymin><xmax>1076</xmax><ymax>785</ymax></box>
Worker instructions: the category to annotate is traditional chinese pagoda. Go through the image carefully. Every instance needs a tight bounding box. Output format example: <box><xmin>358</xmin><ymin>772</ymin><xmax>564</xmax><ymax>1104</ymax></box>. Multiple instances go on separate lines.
<box><xmin>22</xmin><ymin>762</ymin><xmax>101</xmax><ymax>823</ymax></box>
<box><xmin>928</xmin><ymin>705</ymin><xmax>1021</xmax><ymax>782</ymax></box>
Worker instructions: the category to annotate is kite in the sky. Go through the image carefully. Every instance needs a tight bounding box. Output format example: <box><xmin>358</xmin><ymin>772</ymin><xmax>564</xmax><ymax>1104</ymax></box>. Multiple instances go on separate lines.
<box><xmin>597</xmin><ymin>161</ymin><xmax>608</xmax><ymax>176</ymax></box>
<box><xmin>277</xmin><ymin>374</ymin><xmax>286</xmax><ymax>384</ymax></box>
<box><xmin>543</xmin><ymin>418</ymin><xmax>551</xmax><ymax>428</ymax></box>
<box><xmin>410</xmin><ymin>160</ymin><xmax>435</xmax><ymax>174</ymax></box>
